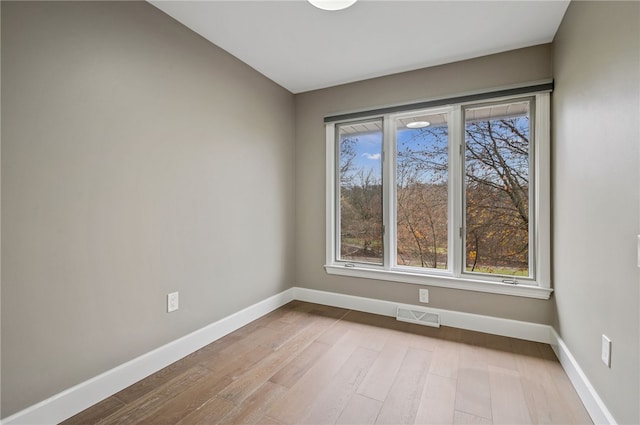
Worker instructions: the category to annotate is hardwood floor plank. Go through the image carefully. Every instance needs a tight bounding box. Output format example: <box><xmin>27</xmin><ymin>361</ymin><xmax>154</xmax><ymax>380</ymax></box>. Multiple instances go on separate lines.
<box><xmin>141</xmin><ymin>342</ymin><xmax>273</xmax><ymax>425</ymax></box>
<box><xmin>198</xmin><ymin>339</ymin><xmax>273</xmax><ymax>378</ymax></box>
<box><xmin>455</xmin><ymin>368</ymin><xmax>492</xmax><ymax>420</ymax></box>
<box><xmin>217</xmin><ymin>381</ymin><xmax>288</xmax><ymax>425</ymax></box>
<box><xmin>488</xmin><ymin>365</ymin><xmax>532</xmax><ymax>425</ymax></box>
<box><xmin>113</xmin><ymin>334</ymin><xmax>241</xmax><ymax>405</ymax></box>
<box><xmin>60</xmin><ymin>396</ymin><xmax>125</xmax><ymax>425</ymax></box>
<box><xmin>308</xmin><ymin>304</ymin><xmax>351</xmax><ymax>321</ymax></box>
<box><xmin>233</xmin><ymin>325</ymin><xmax>286</xmax><ymax>350</ymax></box>
<box><xmin>265</xmin><ymin>328</ymin><xmax>365</xmax><ymax>424</ymax></box>
<box><xmin>137</xmin><ymin>372</ymin><xmax>234</xmax><ymax>425</ymax></box>
<box><xmin>265</xmin><ymin>300</ymin><xmax>315</xmax><ymax>324</ymax></box>
<box><xmin>113</xmin><ymin>357</ymin><xmax>191</xmax><ymax>405</ymax></box>
<box><xmin>259</xmin><ymin>416</ymin><xmax>286</xmax><ymax>425</ymax></box>
<box><xmin>316</xmin><ymin>321</ymin><xmax>352</xmax><ymax>346</ymax></box>
<box><xmin>238</xmin><ymin>301</ymin><xmax>311</xmax><ymax>332</ymax></box>
<box><xmin>512</xmin><ymin>342</ymin><xmax>575</xmax><ymax>425</ymax></box>
<box><xmin>405</xmin><ymin>331</ymin><xmax>440</xmax><ymax>353</ymax></box>
<box><xmin>172</xmin><ymin>396</ymin><xmax>235</xmax><ymax>425</ymax></box>
<box><xmin>95</xmin><ymin>365</ymin><xmax>211</xmax><ymax>425</ymax></box>
<box><xmin>269</xmin><ymin>341</ymin><xmax>332</xmax><ymax>388</ymax></box>
<box><xmin>454</xmin><ymin>344</ymin><xmax>492</xmax><ymax>421</ymax></box>
<box><xmin>339</xmin><ymin>311</ymin><xmax>396</xmax><ymax>351</ymax></box>
<box><xmin>255</xmin><ymin>303</ymin><xmax>330</xmax><ymax>351</ymax></box>
<box><xmin>336</xmin><ymin>394</ymin><xmax>383</xmax><ymax>425</ymax></box>
<box><xmin>303</xmin><ymin>346</ymin><xmax>379</xmax><ymax>424</ymax></box>
<box><xmin>453</xmin><ymin>410</ymin><xmax>493</xmax><ymax>425</ymax></box>
<box><xmin>217</xmin><ymin>312</ymin><xmax>343</xmax><ymax>406</ymax></box>
<box><xmin>375</xmin><ymin>347</ymin><xmax>432</xmax><ymax>424</ymax></box>
<box><xmin>234</xmin><ymin>303</ymin><xmax>319</xmax><ymax>349</ymax></box>
<box><xmin>428</xmin><ymin>337</ymin><xmax>460</xmax><ymax>380</ymax></box>
<box><xmin>357</xmin><ymin>340</ymin><xmax>409</xmax><ymax>402</ymax></box>
<box><xmin>459</xmin><ymin>329</ymin><xmax>487</xmax><ymax>347</ymax></box>
<box><xmin>415</xmin><ymin>373</ymin><xmax>456</xmax><ymax>425</ymax></box>
<box><xmin>484</xmin><ymin>334</ymin><xmax>518</xmax><ymax>371</ymax></box>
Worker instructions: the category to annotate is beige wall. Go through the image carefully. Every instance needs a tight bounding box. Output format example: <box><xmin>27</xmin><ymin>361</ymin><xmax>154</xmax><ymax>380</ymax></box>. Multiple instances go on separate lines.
<box><xmin>1</xmin><ymin>1</ymin><xmax>295</xmax><ymax>417</ymax></box>
<box><xmin>295</xmin><ymin>45</ymin><xmax>556</xmax><ymax>324</ymax></box>
<box><xmin>552</xmin><ymin>2</ymin><xmax>640</xmax><ymax>423</ymax></box>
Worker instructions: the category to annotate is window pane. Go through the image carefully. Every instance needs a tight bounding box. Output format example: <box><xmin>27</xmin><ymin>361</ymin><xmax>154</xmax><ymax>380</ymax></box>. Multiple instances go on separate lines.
<box><xmin>464</xmin><ymin>100</ymin><xmax>531</xmax><ymax>277</ymax></box>
<box><xmin>396</xmin><ymin>112</ymin><xmax>449</xmax><ymax>269</ymax></box>
<box><xmin>337</xmin><ymin>120</ymin><xmax>383</xmax><ymax>264</ymax></box>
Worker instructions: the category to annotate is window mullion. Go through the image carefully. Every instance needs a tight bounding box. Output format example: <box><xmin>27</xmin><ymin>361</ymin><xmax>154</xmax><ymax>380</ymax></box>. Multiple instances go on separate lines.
<box><xmin>449</xmin><ymin>106</ymin><xmax>463</xmax><ymax>278</ymax></box>
<box><xmin>383</xmin><ymin>115</ymin><xmax>395</xmax><ymax>270</ymax></box>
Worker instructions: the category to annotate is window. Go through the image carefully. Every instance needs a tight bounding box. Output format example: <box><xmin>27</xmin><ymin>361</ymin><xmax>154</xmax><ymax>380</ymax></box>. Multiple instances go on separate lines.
<box><xmin>463</xmin><ymin>99</ymin><xmax>533</xmax><ymax>279</ymax></box>
<box><xmin>325</xmin><ymin>89</ymin><xmax>551</xmax><ymax>299</ymax></box>
<box><xmin>337</xmin><ymin>119</ymin><xmax>383</xmax><ymax>265</ymax></box>
<box><xmin>396</xmin><ymin>109</ymin><xmax>449</xmax><ymax>271</ymax></box>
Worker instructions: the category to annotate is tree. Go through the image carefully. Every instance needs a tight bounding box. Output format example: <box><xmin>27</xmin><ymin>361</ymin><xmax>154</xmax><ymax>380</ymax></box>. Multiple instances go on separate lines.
<box><xmin>464</xmin><ymin>115</ymin><xmax>530</xmax><ymax>274</ymax></box>
<box><xmin>339</xmin><ymin>137</ymin><xmax>357</xmax><ymax>185</ymax></box>
<box><xmin>396</xmin><ymin>124</ymin><xmax>448</xmax><ymax>269</ymax></box>
<box><xmin>339</xmin><ymin>137</ymin><xmax>383</xmax><ymax>262</ymax></box>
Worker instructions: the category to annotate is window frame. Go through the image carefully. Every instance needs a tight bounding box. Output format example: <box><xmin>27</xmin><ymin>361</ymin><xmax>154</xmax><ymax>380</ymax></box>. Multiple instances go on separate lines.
<box><xmin>461</xmin><ymin>97</ymin><xmax>536</xmax><ymax>282</ymax></box>
<box><xmin>389</xmin><ymin>106</ymin><xmax>457</xmax><ymax>276</ymax></box>
<box><xmin>325</xmin><ymin>90</ymin><xmax>552</xmax><ymax>300</ymax></box>
<box><xmin>335</xmin><ymin>118</ymin><xmax>385</xmax><ymax>266</ymax></box>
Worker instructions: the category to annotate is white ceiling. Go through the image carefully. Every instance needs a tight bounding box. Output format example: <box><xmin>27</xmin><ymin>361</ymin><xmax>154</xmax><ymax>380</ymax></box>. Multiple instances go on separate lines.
<box><xmin>149</xmin><ymin>0</ymin><xmax>570</xmax><ymax>94</ymax></box>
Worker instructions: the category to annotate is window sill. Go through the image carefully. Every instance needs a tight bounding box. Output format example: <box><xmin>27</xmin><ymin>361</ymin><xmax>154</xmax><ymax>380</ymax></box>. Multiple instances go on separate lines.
<box><xmin>324</xmin><ymin>264</ymin><xmax>553</xmax><ymax>300</ymax></box>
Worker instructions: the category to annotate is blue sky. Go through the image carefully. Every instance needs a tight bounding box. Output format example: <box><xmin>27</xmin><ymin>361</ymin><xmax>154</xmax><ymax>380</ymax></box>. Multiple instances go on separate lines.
<box><xmin>348</xmin><ymin>131</ymin><xmax>383</xmax><ymax>178</ymax></box>
<box><xmin>343</xmin><ymin>127</ymin><xmax>444</xmax><ymax>181</ymax></box>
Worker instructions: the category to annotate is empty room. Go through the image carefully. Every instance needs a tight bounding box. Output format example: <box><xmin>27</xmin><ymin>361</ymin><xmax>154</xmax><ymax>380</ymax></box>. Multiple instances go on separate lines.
<box><xmin>2</xmin><ymin>1</ymin><xmax>639</xmax><ymax>424</ymax></box>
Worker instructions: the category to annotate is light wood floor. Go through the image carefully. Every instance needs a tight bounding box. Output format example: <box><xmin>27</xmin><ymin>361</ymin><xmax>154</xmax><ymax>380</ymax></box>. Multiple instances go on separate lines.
<box><xmin>61</xmin><ymin>301</ymin><xmax>593</xmax><ymax>425</ymax></box>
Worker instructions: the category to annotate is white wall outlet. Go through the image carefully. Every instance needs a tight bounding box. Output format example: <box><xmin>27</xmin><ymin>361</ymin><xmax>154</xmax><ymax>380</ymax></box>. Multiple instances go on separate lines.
<box><xmin>601</xmin><ymin>334</ymin><xmax>611</xmax><ymax>367</ymax></box>
<box><xmin>167</xmin><ymin>292</ymin><xmax>179</xmax><ymax>313</ymax></box>
<box><xmin>419</xmin><ymin>288</ymin><xmax>429</xmax><ymax>303</ymax></box>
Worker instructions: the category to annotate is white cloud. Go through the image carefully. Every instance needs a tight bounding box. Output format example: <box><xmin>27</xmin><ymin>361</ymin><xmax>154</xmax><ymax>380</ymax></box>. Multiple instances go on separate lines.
<box><xmin>362</xmin><ymin>153</ymin><xmax>381</xmax><ymax>160</ymax></box>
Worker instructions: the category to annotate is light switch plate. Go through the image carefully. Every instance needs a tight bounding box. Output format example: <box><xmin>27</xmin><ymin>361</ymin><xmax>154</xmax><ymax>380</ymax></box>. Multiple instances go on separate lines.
<box><xmin>601</xmin><ymin>334</ymin><xmax>611</xmax><ymax>367</ymax></box>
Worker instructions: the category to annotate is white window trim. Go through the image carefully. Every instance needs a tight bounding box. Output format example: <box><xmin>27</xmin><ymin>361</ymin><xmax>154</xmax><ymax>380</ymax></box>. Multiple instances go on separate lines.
<box><xmin>325</xmin><ymin>92</ymin><xmax>552</xmax><ymax>300</ymax></box>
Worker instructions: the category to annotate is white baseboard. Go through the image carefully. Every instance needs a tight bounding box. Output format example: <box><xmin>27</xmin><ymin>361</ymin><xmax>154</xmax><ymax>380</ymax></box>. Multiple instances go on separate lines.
<box><xmin>3</xmin><ymin>287</ymin><xmax>614</xmax><ymax>425</ymax></box>
<box><xmin>293</xmin><ymin>287</ymin><xmax>553</xmax><ymax>343</ymax></box>
<box><xmin>549</xmin><ymin>329</ymin><xmax>617</xmax><ymax>425</ymax></box>
<box><xmin>1</xmin><ymin>288</ymin><xmax>295</xmax><ymax>425</ymax></box>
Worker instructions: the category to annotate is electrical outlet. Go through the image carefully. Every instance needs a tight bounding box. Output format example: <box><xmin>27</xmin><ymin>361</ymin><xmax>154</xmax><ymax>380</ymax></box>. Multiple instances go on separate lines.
<box><xmin>167</xmin><ymin>292</ymin><xmax>179</xmax><ymax>313</ymax></box>
<box><xmin>601</xmin><ymin>334</ymin><xmax>611</xmax><ymax>367</ymax></box>
<box><xmin>419</xmin><ymin>288</ymin><xmax>429</xmax><ymax>303</ymax></box>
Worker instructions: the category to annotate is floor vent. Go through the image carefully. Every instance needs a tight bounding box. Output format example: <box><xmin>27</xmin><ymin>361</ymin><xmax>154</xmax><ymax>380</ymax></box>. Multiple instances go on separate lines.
<box><xmin>396</xmin><ymin>306</ymin><xmax>441</xmax><ymax>328</ymax></box>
